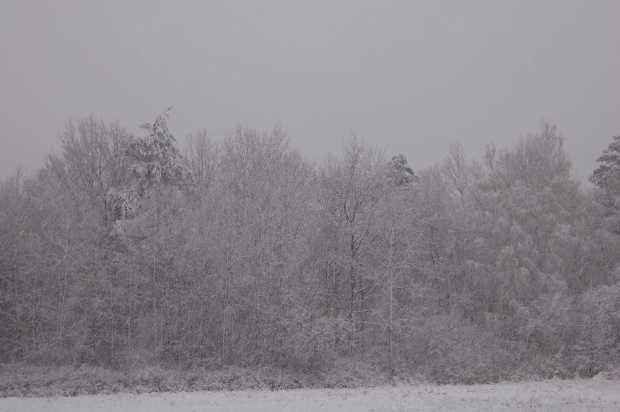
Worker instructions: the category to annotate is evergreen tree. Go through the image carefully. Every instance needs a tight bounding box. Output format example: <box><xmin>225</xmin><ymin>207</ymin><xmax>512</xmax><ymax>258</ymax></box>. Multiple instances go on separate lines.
<box><xmin>387</xmin><ymin>154</ymin><xmax>418</xmax><ymax>186</ymax></box>
<box><xmin>590</xmin><ymin>136</ymin><xmax>620</xmax><ymax>197</ymax></box>
<box><xmin>126</xmin><ymin>109</ymin><xmax>190</xmax><ymax>191</ymax></box>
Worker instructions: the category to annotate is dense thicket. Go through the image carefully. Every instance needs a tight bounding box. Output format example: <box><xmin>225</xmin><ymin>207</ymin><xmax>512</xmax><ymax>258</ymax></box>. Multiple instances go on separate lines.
<box><xmin>1</xmin><ymin>116</ymin><xmax>618</xmax><ymax>383</ymax></box>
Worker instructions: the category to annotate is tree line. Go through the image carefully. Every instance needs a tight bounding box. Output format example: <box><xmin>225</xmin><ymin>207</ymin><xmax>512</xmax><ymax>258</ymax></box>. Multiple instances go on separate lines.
<box><xmin>1</xmin><ymin>113</ymin><xmax>618</xmax><ymax>382</ymax></box>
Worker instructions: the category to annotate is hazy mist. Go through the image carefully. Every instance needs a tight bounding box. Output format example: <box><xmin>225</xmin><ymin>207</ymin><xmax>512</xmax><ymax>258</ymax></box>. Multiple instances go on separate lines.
<box><xmin>2</xmin><ymin>0</ymin><xmax>619</xmax><ymax>180</ymax></box>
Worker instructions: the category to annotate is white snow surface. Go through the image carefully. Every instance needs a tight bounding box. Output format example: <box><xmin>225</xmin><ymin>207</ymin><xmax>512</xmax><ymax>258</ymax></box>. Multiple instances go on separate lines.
<box><xmin>1</xmin><ymin>378</ymin><xmax>618</xmax><ymax>412</ymax></box>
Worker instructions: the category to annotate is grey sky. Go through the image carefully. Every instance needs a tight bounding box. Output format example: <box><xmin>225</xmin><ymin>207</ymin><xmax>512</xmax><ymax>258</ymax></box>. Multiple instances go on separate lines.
<box><xmin>1</xmin><ymin>0</ymin><xmax>619</xmax><ymax>183</ymax></box>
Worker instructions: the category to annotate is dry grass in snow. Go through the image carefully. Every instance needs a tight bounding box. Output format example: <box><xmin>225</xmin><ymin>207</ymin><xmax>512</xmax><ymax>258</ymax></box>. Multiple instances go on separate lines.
<box><xmin>0</xmin><ymin>377</ymin><xmax>618</xmax><ymax>412</ymax></box>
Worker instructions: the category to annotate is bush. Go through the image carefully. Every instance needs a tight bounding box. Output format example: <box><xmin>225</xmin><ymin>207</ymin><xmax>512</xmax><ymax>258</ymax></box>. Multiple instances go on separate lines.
<box><xmin>406</xmin><ymin>314</ymin><xmax>519</xmax><ymax>384</ymax></box>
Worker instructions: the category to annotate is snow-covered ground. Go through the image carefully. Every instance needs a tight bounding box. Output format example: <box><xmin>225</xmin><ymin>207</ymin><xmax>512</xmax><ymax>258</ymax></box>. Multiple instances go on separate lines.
<box><xmin>1</xmin><ymin>377</ymin><xmax>618</xmax><ymax>412</ymax></box>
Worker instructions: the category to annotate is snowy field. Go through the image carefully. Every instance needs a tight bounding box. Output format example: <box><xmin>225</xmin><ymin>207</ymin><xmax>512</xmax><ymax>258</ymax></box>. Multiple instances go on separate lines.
<box><xmin>1</xmin><ymin>378</ymin><xmax>618</xmax><ymax>412</ymax></box>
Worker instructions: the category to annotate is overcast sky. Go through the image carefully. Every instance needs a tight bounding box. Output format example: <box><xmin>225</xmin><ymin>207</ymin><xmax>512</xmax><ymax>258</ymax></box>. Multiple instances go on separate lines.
<box><xmin>1</xmin><ymin>0</ymin><xmax>619</xmax><ymax>183</ymax></box>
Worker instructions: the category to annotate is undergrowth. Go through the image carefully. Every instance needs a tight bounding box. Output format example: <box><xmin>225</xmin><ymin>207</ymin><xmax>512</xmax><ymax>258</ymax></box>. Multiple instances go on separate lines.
<box><xmin>0</xmin><ymin>361</ymin><xmax>391</xmax><ymax>398</ymax></box>
<box><xmin>0</xmin><ymin>358</ymin><xmax>616</xmax><ymax>398</ymax></box>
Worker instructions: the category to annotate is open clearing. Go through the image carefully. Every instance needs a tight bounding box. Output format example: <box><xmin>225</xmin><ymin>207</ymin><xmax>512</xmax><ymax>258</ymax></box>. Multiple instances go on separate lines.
<box><xmin>0</xmin><ymin>377</ymin><xmax>618</xmax><ymax>412</ymax></box>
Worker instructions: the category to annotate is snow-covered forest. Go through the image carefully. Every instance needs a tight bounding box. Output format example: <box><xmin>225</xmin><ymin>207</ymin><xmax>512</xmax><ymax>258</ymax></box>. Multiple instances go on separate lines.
<box><xmin>1</xmin><ymin>112</ymin><xmax>619</xmax><ymax>385</ymax></box>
